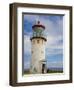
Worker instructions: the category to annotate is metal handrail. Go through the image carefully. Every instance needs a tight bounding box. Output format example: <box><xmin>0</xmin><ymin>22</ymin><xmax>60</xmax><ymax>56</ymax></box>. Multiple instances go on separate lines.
<box><xmin>31</xmin><ymin>33</ymin><xmax>47</xmax><ymax>38</ymax></box>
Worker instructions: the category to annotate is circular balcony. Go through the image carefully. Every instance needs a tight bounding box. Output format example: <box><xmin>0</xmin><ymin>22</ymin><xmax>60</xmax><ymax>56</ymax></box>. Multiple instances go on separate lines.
<box><xmin>30</xmin><ymin>33</ymin><xmax>47</xmax><ymax>41</ymax></box>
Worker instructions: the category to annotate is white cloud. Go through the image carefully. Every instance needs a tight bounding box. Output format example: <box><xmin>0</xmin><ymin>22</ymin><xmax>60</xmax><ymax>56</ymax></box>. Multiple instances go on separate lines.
<box><xmin>46</xmin><ymin>35</ymin><xmax>63</xmax><ymax>46</ymax></box>
<box><xmin>39</xmin><ymin>16</ymin><xmax>63</xmax><ymax>36</ymax></box>
<box><xmin>47</xmin><ymin>60</ymin><xmax>63</xmax><ymax>68</ymax></box>
<box><xmin>24</xmin><ymin>59</ymin><xmax>30</xmax><ymax>69</ymax></box>
<box><xmin>24</xmin><ymin>15</ymin><xmax>39</xmax><ymax>24</ymax></box>
<box><xmin>45</xmin><ymin>34</ymin><xmax>63</xmax><ymax>56</ymax></box>
<box><xmin>24</xmin><ymin>35</ymin><xmax>31</xmax><ymax>53</ymax></box>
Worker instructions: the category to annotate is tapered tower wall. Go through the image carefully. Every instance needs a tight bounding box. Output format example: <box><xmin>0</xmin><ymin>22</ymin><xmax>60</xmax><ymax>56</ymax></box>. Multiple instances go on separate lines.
<box><xmin>30</xmin><ymin>38</ymin><xmax>46</xmax><ymax>73</ymax></box>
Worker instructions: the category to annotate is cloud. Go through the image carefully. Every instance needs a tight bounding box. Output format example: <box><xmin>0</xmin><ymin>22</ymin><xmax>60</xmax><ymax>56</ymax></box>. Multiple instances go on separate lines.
<box><xmin>24</xmin><ymin>35</ymin><xmax>31</xmax><ymax>53</ymax></box>
<box><xmin>46</xmin><ymin>35</ymin><xmax>63</xmax><ymax>46</ymax></box>
<box><xmin>45</xmin><ymin>34</ymin><xmax>63</xmax><ymax>57</ymax></box>
<box><xmin>24</xmin><ymin>14</ymin><xmax>40</xmax><ymax>25</ymax></box>
<box><xmin>24</xmin><ymin>54</ymin><xmax>31</xmax><ymax>69</ymax></box>
<box><xmin>47</xmin><ymin>60</ymin><xmax>63</xmax><ymax>68</ymax></box>
<box><xmin>24</xmin><ymin>35</ymin><xmax>31</xmax><ymax>69</ymax></box>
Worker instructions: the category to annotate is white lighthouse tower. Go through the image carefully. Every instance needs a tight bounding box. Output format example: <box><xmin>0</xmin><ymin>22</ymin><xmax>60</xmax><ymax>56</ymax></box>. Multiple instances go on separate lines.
<box><xmin>30</xmin><ymin>21</ymin><xmax>47</xmax><ymax>74</ymax></box>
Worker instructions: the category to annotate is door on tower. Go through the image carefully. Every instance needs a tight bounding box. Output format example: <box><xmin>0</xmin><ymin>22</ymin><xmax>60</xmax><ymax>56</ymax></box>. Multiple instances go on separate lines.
<box><xmin>42</xmin><ymin>63</ymin><xmax>45</xmax><ymax>73</ymax></box>
<box><xmin>40</xmin><ymin>60</ymin><xmax>47</xmax><ymax>74</ymax></box>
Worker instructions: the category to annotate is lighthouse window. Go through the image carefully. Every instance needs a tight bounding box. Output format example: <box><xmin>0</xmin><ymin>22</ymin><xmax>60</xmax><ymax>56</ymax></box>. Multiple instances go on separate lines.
<box><xmin>33</xmin><ymin>40</ymin><xmax>35</xmax><ymax>44</ymax></box>
<box><xmin>37</xmin><ymin>40</ymin><xmax>39</xmax><ymax>43</ymax></box>
<box><xmin>42</xmin><ymin>40</ymin><xmax>43</xmax><ymax>44</ymax></box>
<box><xmin>41</xmin><ymin>51</ymin><xmax>43</xmax><ymax>53</ymax></box>
<box><xmin>32</xmin><ymin>51</ymin><xmax>33</xmax><ymax>53</ymax></box>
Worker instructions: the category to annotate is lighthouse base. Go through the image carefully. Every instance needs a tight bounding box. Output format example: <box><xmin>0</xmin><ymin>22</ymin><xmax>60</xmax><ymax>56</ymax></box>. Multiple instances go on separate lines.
<box><xmin>30</xmin><ymin>60</ymin><xmax>47</xmax><ymax>74</ymax></box>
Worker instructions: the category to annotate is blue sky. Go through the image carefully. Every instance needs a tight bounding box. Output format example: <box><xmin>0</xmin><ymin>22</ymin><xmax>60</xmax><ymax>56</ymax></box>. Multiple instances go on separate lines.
<box><xmin>23</xmin><ymin>14</ymin><xmax>63</xmax><ymax>70</ymax></box>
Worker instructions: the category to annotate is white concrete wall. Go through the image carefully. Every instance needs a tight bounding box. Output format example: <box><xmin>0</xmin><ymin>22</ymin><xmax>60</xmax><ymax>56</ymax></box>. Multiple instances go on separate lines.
<box><xmin>31</xmin><ymin>38</ymin><xmax>46</xmax><ymax>73</ymax></box>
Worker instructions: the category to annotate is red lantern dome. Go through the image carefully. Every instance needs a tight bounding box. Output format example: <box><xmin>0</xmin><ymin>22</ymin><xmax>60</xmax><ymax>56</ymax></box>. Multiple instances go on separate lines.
<box><xmin>32</xmin><ymin>21</ymin><xmax>45</xmax><ymax>29</ymax></box>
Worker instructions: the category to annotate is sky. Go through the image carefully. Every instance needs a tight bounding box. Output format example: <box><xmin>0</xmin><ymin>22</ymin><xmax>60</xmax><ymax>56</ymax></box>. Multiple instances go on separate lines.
<box><xmin>23</xmin><ymin>14</ymin><xmax>63</xmax><ymax>70</ymax></box>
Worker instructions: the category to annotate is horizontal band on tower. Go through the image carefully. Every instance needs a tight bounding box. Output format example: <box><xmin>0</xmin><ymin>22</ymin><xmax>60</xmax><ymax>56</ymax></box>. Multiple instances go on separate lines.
<box><xmin>30</xmin><ymin>36</ymin><xmax>47</xmax><ymax>41</ymax></box>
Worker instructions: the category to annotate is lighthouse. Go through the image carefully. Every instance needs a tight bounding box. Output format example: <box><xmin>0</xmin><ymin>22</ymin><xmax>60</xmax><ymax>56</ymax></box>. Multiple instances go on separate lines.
<box><xmin>30</xmin><ymin>21</ymin><xmax>47</xmax><ymax>74</ymax></box>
